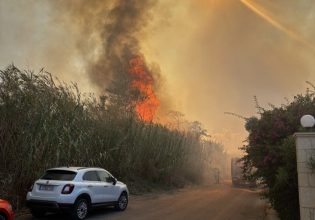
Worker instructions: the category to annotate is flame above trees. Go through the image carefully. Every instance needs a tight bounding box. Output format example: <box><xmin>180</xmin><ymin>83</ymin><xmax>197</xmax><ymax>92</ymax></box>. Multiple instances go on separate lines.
<box><xmin>128</xmin><ymin>56</ymin><xmax>159</xmax><ymax>121</ymax></box>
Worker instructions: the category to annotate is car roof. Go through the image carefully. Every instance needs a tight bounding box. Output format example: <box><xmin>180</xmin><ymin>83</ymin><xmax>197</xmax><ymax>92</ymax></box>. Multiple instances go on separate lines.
<box><xmin>47</xmin><ymin>167</ymin><xmax>105</xmax><ymax>172</ymax></box>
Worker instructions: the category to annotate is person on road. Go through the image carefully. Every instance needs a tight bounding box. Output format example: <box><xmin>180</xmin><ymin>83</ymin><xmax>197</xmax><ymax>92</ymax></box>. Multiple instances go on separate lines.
<box><xmin>214</xmin><ymin>168</ymin><xmax>220</xmax><ymax>184</ymax></box>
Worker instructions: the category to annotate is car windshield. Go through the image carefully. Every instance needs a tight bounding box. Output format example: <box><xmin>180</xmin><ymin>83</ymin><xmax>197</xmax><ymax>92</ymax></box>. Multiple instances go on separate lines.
<box><xmin>41</xmin><ymin>170</ymin><xmax>77</xmax><ymax>181</ymax></box>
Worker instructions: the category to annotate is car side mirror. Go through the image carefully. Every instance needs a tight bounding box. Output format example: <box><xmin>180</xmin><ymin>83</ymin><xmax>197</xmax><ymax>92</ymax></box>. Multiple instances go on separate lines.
<box><xmin>110</xmin><ymin>177</ymin><xmax>117</xmax><ymax>185</ymax></box>
<box><xmin>113</xmin><ymin>178</ymin><xmax>117</xmax><ymax>185</ymax></box>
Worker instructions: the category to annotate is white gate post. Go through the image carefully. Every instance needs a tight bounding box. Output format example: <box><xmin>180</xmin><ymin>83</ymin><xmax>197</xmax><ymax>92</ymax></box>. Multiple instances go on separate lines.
<box><xmin>295</xmin><ymin>132</ymin><xmax>315</xmax><ymax>220</ymax></box>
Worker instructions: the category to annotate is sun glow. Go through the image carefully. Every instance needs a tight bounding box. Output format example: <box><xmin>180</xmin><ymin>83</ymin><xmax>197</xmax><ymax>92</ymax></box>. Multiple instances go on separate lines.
<box><xmin>240</xmin><ymin>0</ymin><xmax>315</xmax><ymax>51</ymax></box>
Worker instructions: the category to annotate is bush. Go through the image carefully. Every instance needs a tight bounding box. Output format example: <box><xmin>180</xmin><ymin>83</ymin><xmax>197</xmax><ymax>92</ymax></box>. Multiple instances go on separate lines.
<box><xmin>0</xmin><ymin>65</ymin><xmax>226</xmax><ymax>208</ymax></box>
<box><xmin>242</xmin><ymin>89</ymin><xmax>315</xmax><ymax>220</ymax></box>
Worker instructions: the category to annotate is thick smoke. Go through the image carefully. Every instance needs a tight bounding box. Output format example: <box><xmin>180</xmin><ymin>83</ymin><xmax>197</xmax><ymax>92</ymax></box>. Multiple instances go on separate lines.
<box><xmin>53</xmin><ymin>0</ymin><xmax>159</xmax><ymax>96</ymax></box>
<box><xmin>2</xmin><ymin>0</ymin><xmax>315</xmax><ymax>155</ymax></box>
<box><xmin>92</xmin><ymin>0</ymin><xmax>156</xmax><ymax>90</ymax></box>
<box><xmin>144</xmin><ymin>0</ymin><xmax>315</xmax><ymax>155</ymax></box>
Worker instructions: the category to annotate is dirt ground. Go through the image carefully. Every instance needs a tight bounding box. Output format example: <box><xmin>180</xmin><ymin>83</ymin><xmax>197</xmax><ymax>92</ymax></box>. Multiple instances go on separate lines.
<box><xmin>17</xmin><ymin>181</ymin><xmax>278</xmax><ymax>220</ymax></box>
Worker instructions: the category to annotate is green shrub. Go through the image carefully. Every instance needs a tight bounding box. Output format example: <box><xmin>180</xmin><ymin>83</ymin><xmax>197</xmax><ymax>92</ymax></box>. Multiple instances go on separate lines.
<box><xmin>242</xmin><ymin>90</ymin><xmax>315</xmax><ymax>219</ymax></box>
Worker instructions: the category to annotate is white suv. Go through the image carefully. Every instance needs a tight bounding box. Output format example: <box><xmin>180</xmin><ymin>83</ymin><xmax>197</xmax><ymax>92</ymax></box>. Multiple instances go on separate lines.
<box><xmin>26</xmin><ymin>167</ymin><xmax>129</xmax><ymax>220</ymax></box>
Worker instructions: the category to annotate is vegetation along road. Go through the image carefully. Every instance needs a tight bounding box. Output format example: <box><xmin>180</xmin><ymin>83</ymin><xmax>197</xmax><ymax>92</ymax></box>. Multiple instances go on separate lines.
<box><xmin>17</xmin><ymin>181</ymin><xmax>276</xmax><ymax>220</ymax></box>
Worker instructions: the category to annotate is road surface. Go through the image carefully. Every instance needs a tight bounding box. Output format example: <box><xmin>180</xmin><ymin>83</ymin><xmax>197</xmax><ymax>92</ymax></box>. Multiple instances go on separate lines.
<box><xmin>17</xmin><ymin>181</ymin><xmax>273</xmax><ymax>220</ymax></box>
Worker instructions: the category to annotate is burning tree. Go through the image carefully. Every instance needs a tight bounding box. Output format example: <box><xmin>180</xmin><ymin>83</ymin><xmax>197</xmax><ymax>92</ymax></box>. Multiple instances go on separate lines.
<box><xmin>77</xmin><ymin>0</ymin><xmax>161</xmax><ymax>122</ymax></box>
<box><xmin>104</xmin><ymin>54</ymin><xmax>160</xmax><ymax>122</ymax></box>
<box><xmin>128</xmin><ymin>55</ymin><xmax>159</xmax><ymax>121</ymax></box>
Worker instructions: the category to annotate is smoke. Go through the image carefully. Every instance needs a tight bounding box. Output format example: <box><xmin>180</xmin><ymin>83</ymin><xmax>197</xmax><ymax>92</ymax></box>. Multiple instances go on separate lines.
<box><xmin>240</xmin><ymin>0</ymin><xmax>315</xmax><ymax>52</ymax></box>
<box><xmin>96</xmin><ymin>0</ymin><xmax>156</xmax><ymax>88</ymax></box>
<box><xmin>0</xmin><ymin>0</ymin><xmax>162</xmax><ymax>94</ymax></box>
<box><xmin>0</xmin><ymin>0</ymin><xmax>97</xmax><ymax>93</ymax></box>
<box><xmin>2</xmin><ymin>0</ymin><xmax>315</xmax><ymax>154</ymax></box>
<box><xmin>50</xmin><ymin>0</ymin><xmax>164</xmax><ymax>120</ymax></box>
<box><xmin>144</xmin><ymin>0</ymin><xmax>315</xmax><ymax>155</ymax></box>
<box><xmin>57</xmin><ymin>0</ymin><xmax>156</xmax><ymax>88</ymax></box>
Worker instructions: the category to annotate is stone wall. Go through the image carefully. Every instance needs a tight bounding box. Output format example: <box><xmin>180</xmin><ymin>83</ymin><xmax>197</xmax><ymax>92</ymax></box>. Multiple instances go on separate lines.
<box><xmin>295</xmin><ymin>132</ymin><xmax>315</xmax><ymax>220</ymax></box>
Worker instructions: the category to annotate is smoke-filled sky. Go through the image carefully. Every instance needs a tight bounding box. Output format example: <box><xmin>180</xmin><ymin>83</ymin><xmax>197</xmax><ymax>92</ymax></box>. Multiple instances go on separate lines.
<box><xmin>1</xmin><ymin>0</ymin><xmax>315</xmax><ymax>155</ymax></box>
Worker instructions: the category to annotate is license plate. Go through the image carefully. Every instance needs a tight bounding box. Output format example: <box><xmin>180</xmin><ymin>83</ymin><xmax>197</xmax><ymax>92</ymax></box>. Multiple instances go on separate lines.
<box><xmin>39</xmin><ymin>185</ymin><xmax>54</xmax><ymax>191</ymax></box>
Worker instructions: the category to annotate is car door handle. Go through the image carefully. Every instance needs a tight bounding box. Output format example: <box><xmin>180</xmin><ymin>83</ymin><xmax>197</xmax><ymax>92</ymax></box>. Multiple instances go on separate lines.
<box><xmin>88</xmin><ymin>185</ymin><xmax>93</xmax><ymax>187</ymax></box>
<box><xmin>104</xmin><ymin>185</ymin><xmax>108</xmax><ymax>187</ymax></box>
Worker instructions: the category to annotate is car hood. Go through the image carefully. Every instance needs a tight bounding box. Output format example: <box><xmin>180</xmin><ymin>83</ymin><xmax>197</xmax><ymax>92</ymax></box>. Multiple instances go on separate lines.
<box><xmin>0</xmin><ymin>199</ymin><xmax>7</xmax><ymax>203</ymax></box>
<box><xmin>117</xmin><ymin>181</ymin><xmax>128</xmax><ymax>187</ymax></box>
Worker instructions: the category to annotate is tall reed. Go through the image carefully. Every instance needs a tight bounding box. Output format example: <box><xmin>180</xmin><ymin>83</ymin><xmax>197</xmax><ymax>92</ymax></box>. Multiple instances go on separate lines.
<box><xmin>0</xmin><ymin>65</ymin><xmax>227</xmax><ymax>208</ymax></box>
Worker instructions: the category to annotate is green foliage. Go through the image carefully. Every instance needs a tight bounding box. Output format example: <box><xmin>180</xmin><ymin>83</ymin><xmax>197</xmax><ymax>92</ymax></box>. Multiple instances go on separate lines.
<box><xmin>242</xmin><ymin>91</ymin><xmax>315</xmax><ymax>220</ymax></box>
<box><xmin>0</xmin><ymin>65</ymin><xmax>225</xmax><ymax>208</ymax></box>
<box><xmin>267</xmin><ymin>137</ymin><xmax>299</xmax><ymax>220</ymax></box>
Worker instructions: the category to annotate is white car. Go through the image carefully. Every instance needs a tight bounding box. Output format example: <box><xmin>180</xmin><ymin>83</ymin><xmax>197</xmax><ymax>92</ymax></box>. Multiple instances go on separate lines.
<box><xmin>26</xmin><ymin>167</ymin><xmax>129</xmax><ymax>220</ymax></box>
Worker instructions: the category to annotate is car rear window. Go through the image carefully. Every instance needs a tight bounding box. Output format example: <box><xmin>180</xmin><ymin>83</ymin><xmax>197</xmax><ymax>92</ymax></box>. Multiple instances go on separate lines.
<box><xmin>41</xmin><ymin>170</ymin><xmax>77</xmax><ymax>181</ymax></box>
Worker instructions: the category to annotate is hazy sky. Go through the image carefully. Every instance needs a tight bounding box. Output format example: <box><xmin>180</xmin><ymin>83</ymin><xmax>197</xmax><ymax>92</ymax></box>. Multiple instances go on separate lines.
<box><xmin>1</xmin><ymin>0</ymin><xmax>315</xmax><ymax>155</ymax></box>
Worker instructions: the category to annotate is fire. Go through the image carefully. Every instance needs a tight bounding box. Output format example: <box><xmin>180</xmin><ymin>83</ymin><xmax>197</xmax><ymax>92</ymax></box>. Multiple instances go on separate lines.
<box><xmin>128</xmin><ymin>55</ymin><xmax>159</xmax><ymax>121</ymax></box>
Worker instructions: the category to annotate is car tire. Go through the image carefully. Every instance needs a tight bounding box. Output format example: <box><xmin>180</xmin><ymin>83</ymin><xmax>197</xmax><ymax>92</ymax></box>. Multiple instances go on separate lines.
<box><xmin>30</xmin><ymin>208</ymin><xmax>46</xmax><ymax>218</ymax></box>
<box><xmin>115</xmin><ymin>192</ymin><xmax>128</xmax><ymax>211</ymax></box>
<box><xmin>71</xmin><ymin>198</ymin><xmax>89</xmax><ymax>220</ymax></box>
<box><xmin>0</xmin><ymin>213</ymin><xmax>6</xmax><ymax>220</ymax></box>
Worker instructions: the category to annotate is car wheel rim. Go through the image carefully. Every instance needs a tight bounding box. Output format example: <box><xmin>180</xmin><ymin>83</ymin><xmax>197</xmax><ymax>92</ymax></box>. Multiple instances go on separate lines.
<box><xmin>119</xmin><ymin>195</ymin><xmax>128</xmax><ymax>209</ymax></box>
<box><xmin>77</xmin><ymin>201</ymin><xmax>88</xmax><ymax>219</ymax></box>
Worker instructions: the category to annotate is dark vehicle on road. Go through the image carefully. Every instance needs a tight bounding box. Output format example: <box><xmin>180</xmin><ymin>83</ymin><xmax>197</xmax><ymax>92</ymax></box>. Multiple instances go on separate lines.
<box><xmin>231</xmin><ymin>157</ymin><xmax>256</xmax><ymax>187</ymax></box>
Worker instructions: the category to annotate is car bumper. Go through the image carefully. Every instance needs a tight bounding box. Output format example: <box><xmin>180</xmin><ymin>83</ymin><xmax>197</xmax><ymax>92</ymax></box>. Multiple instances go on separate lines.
<box><xmin>26</xmin><ymin>199</ymin><xmax>73</xmax><ymax>212</ymax></box>
<box><xmin>2</xmin><ymin>210</ymin><xmax>14</xmax><ymax>220</ymax></box>
<box><xmin>8</xmin><ymin>211</ymin><xmax>14</xmax><ymax>220</ymax></box>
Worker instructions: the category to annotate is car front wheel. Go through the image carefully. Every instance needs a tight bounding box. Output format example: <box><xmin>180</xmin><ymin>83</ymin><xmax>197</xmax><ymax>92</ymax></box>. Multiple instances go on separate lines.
<box><xmin>115</xmin><ymin>192</ymin><xmax>128</xmax><ymax>211</ymax></box>
<box><xmin>71</xmin><ymin>198</ymin><xmax>89</xmax><ymax>220</ymax></box>
<box><xmin>0</xmin><ymin>214</ymin><xmax>6</xmax><ymax>220</ymax></box>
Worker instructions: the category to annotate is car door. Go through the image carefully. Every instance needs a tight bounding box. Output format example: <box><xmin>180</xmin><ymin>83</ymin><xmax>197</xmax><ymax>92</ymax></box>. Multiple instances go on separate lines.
<box><xmin>82</xmin><ymin>170</ymin><xmax>104</xmax><ymax>204</ymax></box>
<box><xmin>97</xmin><ymin>171</ymin><xmax>120</xmax><ymax>202</ymax></box>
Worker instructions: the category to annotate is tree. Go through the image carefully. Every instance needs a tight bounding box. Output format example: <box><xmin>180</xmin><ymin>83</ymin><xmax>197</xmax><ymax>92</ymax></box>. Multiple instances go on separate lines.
<box><xmin>242</xmin><ymin>90</ymin><xmax>315</xmax><ymax>220</ymax></box>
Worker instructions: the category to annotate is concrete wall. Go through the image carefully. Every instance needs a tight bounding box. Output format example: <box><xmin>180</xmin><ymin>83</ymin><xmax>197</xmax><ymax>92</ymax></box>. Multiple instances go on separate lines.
<box><xmin>295</xmin><ymin>132</ymin><xmax>315</xmax><ymax>220</ymax></box>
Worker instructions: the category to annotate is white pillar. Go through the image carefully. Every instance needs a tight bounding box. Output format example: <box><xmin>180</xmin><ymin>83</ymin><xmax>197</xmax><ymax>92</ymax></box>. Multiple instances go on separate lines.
<box><xmin>295</xmin><ymin>132</ymin><xmax>315</xmax><ymax>220</ymax></box>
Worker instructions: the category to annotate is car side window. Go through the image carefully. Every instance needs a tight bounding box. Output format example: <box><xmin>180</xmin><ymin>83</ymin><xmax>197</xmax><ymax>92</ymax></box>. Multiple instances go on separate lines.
<box><xmin>83</xmin><ymin>171</ymin><xmax>100</xmax><ymax>181</ymax></box>
<box><xmin>97</xmin><ymin>171</ymin><xmax>112</xmax><ymax>183</ymax></box>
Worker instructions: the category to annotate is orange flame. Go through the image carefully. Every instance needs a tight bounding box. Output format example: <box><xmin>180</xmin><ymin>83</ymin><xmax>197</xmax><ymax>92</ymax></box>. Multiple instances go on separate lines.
<box><xmin>128</xmin><ymin>56</ymin><xmax>159</xmax><ymax>121</ymax></box>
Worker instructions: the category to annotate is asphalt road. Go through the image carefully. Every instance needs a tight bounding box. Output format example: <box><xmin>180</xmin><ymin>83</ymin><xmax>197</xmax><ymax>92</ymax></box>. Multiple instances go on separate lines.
<box><xmin>17</xmin><ymin>181</ymin><xmax>271</xmax><ymax>220</ymax></box>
